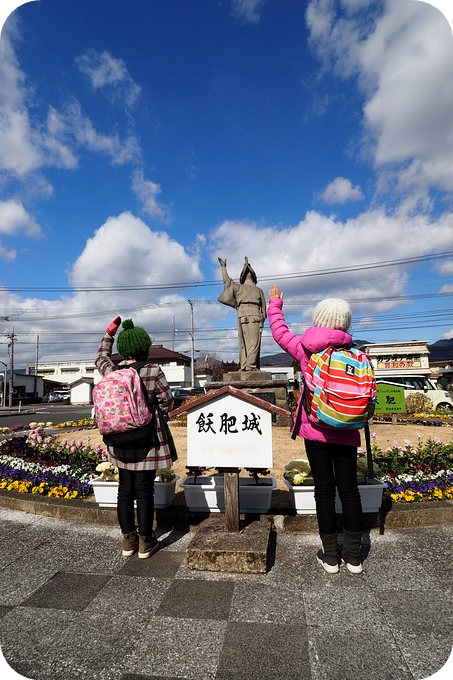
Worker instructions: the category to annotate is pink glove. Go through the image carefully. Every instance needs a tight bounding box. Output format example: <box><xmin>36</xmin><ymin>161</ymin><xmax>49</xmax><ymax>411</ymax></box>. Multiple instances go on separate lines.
<box><xmin>106</xmin><ymin>316</ymin><xmax>121</xmax><ymax>336</ymax></box>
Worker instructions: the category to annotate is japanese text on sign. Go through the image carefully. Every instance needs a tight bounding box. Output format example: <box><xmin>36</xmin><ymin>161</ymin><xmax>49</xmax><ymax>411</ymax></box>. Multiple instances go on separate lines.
<box><xmin>196</xmin><ymin>411</ymin><xmax>263</xmax><ymax>436</ymax></box>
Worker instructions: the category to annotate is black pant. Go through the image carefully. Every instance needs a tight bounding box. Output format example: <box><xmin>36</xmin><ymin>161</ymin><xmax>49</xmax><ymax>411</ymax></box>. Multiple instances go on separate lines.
<box><xmin>117</xmin><ymin>468</ymin><xmax>156</xmax><ymax>535</ymax></box>
<box><xmin>305</xmin><ymin>439</ymin><xmax>362</xmax><ymax>534</ymax></box>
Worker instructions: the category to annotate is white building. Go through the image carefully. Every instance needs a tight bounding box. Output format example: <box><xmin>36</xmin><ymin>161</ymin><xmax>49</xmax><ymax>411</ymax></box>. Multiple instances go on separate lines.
<box><xmin>260</xmin><ymin>365</ymin><xmax>296</xmax><ymax>386</ymax></box>
<box><xmin>26</xmin><ymin>345</ymin><xmax>197</xmax><ymax>404</ymax></box>
<box><xmin>362</xmin><ymin>341</ymin><xmax>432</xmax><ymax>378</ymax></box>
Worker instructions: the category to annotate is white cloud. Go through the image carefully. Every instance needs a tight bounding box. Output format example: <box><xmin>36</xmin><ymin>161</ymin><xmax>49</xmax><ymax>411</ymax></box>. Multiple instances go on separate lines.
<box><xmin>0</xmin><ymin>30</ymin><xmax>141</xmax><ymax>179</ymax></box>
<box><xmin>131</xmin><ymin>170</ymin><xmax>171</xmax><ymax>222</ymax></box>
<box><xmin>75</xmin><ymin>49</ymin><xmax>142</xmax><ymax>109</ymax></box>
<box><xmin>0</xmin><ymin>198</ymin><xmax>41</xmax><ymax>237</ymax></box>
<box><xmin>0</xmin><ymin>30</ymin><xmax>43</xmax><ymax>176</ymax></box>
<box><xmin>69</xmin><ymin>211</ymin><xmax>202</xmax><ymax>295</ymax></box>
<box><xmin>320</xmin><ymin>176</ymin><xmax>364</xmax><ymax>203</ymax></box>
<box><xmin>306</xmin><ymin>0</ymin><xmax>453</xmax><ymax>196</ymax></box>
<box><xmin>230</xmin><ymin>0</ymin><xmax>266</xmax><ymax>24</ymax></box>
<box><xmin>60</xmin><ymin>100</ymin><xmax>141</xmax><ymax>166</ymax></box>
<box><xmin>208</xmin><ymin>205</ymin><xmax>453</xmax><ymax>320</ymax></box>
<box><xmin>0</xmin><ymin>198</ymin><xmax>42</xmax><ymax>262</ymax></box>
<box><xmin>436</xmin><ymin>259</ymin><xmax>453</xmax><ymax>277</ymax></box>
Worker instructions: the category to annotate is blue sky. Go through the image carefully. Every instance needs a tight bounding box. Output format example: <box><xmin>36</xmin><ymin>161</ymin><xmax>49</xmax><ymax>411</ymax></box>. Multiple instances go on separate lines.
<box><xmin>1</xmin><ymin>0</ymin><xmax>453</xmax><ymax>368</ymax></box>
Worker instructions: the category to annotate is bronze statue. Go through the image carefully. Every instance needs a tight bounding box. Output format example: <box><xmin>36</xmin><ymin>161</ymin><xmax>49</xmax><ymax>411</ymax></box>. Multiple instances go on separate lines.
<box><xmin>218</xmin><ymin>257</ymin><xmax>267</xmax><ymax>371</ymax></box>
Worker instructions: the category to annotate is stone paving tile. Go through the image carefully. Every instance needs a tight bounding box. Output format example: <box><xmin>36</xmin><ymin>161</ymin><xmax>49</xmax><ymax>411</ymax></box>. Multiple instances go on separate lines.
<box><xmin>155</xmin><ymin>579</ymin><xmax>234</xmax><ymax>620</ymax></box>
<box><xmin>124</xmin><ymin>616</ymin><xmax>227</xmax><ymax>680</ymax></box>
<box><xmin>0</xmin><ymin>606</ymin><xmax>80</xmax><ymax>665</ymax></box>
<box><xmin>0</xmin><ymin>550</ymin><xmax>66</xmax><ymax>606</ymax></box>
<box><xmin>154</xmin><ymin>528</ymin><xmax>194</xmax><ymax>552</ymax></box>
<box><xmin>363</xmin><ymin>555</ymin><xmax>444</xmax><ymax>591</ymax></box>
<box><xmin>20</xmin><ymin>571</ymin><xmax>112</xmax><ymax>610</ymax></box>
<box><xmin>216</xmin><ymin>621</ymin><xmax>310</xmax><ymax>680</ymax></box>
<box><xmin>121</xmin><ymin>675</ymin><xmax>185</xmax><ymax>680</ymax></box>
<box><xmin>21</xmin><ymin>609</ymin><xmax>149</xmax><ymax>680</ymax></box>
<box><xmin>86</xmin><ymin>574</ymin><xmax>172</xmax><ymax>614</ymax></box>
<box><xmin>119</xmin><ymin>549</ymin><xmax>185</xmax><ymax>578</ymax></box>
<box><xmin>302</xmin><ymin>585</ymin><xmax>388</xmax><ymax>630</ymax></box>
<box><xmin>375</xmin><ymin>588</ymin><xmax>453</xmax><ymax>680</ymax></box>
<box><xmin>229</xmin><ymin>579</ymin><xmax>307</xmax><ymax>624</ymax></box>
<box><xmin>307</xmin><ymin>626</ymin><xmax>414</xmax><ymax>680</ymax></box>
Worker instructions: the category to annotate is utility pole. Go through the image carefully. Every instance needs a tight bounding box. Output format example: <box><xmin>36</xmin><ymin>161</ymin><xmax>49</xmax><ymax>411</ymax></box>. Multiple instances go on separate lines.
<box><xmin>188</xmin><ymin>300</ymin><xmax>195</xmax><ymax>387</ymax></box>
<box><xmin>34</xmin><ymin>335</ymin><xmax>39</xmax><ymax>398</ymax></box>
<box><xmin>6</xmin><ymin>331</ymin><xmax>17</xmax><ymax>408</ymax></box>
<box><xmin>172</xmin><ymin>316</ymin><xmax>176</xmax><ymax>351</ymax></box>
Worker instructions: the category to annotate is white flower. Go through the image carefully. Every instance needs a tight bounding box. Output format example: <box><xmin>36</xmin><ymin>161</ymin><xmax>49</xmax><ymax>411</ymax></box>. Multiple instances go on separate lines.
<box><xmin>96</xmin><ymin>462</ymin><xmax>112</xmax><ymax>472</ymax></box>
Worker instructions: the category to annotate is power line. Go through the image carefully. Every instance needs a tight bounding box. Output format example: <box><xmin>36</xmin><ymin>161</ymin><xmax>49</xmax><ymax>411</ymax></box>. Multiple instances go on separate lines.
<box><xmin>2</xmin><ymin>250</ymin><xmax>452</xmax><ymax>294</ymax></box>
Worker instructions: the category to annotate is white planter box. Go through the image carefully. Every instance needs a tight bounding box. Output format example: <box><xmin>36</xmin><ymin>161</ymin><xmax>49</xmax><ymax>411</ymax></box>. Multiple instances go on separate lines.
<box><xmin>179</xmin><ymin>475</ymin><xmax>276</xmax><ymax>514</ymax></box>
<box><xmin>284</xmin><ymin>478</ymin><xmax>386</xmax><ymax>515</ymax></box>
<box><xmin>90</xmin><ymin>475</ymin><xmax>179</xmax><ymax>509</ymax></box>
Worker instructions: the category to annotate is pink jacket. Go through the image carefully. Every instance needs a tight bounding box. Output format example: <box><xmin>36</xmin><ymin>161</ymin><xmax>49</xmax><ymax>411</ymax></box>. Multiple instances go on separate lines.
<box><xmin>268</xmin><ymin>297</ymin><xmax>360</xmax><ymax>446</ymax></box>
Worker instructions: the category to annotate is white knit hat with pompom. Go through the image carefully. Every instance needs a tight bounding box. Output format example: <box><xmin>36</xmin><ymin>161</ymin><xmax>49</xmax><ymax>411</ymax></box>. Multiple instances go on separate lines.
<box><xmin>312</xmin><ymin>298</ymin><xmax>352</xmax><ymax>331</ymax></box>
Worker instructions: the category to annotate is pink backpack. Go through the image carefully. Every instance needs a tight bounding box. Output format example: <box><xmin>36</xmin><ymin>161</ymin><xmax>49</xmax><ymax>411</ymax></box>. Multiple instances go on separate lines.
<box><xmin>92</xmin><ymin>366</ymin><xmax>155</xmax><ymax>447</ymax></box>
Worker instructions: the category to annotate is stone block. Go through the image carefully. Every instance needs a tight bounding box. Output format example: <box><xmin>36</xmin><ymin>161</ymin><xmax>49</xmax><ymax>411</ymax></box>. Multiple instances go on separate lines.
<box><xmin>186</xmin><ymin>515</ymin><xmax>272</xmax><ymax>573</ymax></box>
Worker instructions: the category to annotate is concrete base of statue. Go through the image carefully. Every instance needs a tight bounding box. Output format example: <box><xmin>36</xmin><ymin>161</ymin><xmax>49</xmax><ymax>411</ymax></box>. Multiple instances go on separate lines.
<box><xmin>206</xmin><ymin>372</ymin><xmax>291</xmax><ymax>426</ymax></box>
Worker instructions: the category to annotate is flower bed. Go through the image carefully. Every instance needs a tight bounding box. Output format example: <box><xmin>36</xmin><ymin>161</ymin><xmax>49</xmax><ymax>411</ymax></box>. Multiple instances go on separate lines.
<box><xmin>0</xmin><ymin>427</ymin><xmax>104</xmax><ymax>499</ymax></box>
<box><xmin>373</xmin><ymin>411</ymin><xmax>453</xmax><ymax>427</ymax></box>
<box><xmin>283</xmin><ymin>434</ymin><xmax>453</xmax><ymax>506</ymax></box>
<box><xmin>370</xmin><ymin>434</ymin><xmax>453</xmax><ymax>503</ymax></box>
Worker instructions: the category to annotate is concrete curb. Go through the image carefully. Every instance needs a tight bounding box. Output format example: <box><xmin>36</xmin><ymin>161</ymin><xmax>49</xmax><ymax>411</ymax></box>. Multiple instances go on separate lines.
<box><xmin>1</xmin><ymin>488</ymin><xmax>452</xmax><ymax>533</ymax></box>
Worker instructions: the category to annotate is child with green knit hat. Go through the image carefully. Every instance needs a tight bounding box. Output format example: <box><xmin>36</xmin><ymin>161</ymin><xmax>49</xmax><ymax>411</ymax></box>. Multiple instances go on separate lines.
<box><xmin>95</xmin><ymin>315</ymin><xmax>176</xmax><ymax>560</ymax></box>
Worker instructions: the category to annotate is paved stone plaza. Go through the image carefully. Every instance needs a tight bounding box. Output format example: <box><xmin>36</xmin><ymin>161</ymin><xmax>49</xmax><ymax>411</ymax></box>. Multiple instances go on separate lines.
<box><xmin>0</xmin><ymin>506</ymin><xmax>452</xmax><ymax>680</ymax></box>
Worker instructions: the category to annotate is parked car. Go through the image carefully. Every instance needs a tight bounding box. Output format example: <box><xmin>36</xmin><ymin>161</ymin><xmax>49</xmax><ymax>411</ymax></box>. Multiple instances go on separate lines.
<box><xmin>42</xmin><ymin>390</ymin><xmax>70</xmax><ymax>403</ymax></box>
<box><xmin>43</xmin><ymin>393</ymin><xmax>63</xmax><ymax>402</ymax></box>
<box><xmin>375</xmin><ymin>375</ymin><xmax>453</xmax><ymax>411</ymax></box>
<box><xmin>53</xmin><ymin>390</ymin><xmax>70</xmax><ymax>401</ymax></box>
<box><xmin>171</xmin><ymin>387</ymin><xmax>206</xmax><ymax>409</ymax></box>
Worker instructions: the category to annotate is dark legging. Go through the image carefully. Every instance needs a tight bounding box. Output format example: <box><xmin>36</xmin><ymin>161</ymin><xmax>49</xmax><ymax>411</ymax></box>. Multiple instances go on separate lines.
<box><xmin>117</xmin><ymin>468</ymin><xmax>156</xmax><ymax>536</ymax></box>
<box><xmin>305</xmin><ymin>439</ymin><xmax>362</xmax><ymax>534</ymax></box>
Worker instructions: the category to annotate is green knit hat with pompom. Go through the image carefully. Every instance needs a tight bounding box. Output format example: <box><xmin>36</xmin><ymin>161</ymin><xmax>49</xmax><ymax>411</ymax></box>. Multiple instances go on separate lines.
<box><xmin>116</xmin><ymin>319</ymin><xmax>152</xmax><ymax>358</ymax></box>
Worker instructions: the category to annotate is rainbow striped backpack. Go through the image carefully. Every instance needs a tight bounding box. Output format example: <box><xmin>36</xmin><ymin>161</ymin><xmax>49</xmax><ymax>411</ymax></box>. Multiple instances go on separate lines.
<box><xmin>304</xmin><ymin>346</ymin><xmax>376</xmax><ymax>429</ymax></box>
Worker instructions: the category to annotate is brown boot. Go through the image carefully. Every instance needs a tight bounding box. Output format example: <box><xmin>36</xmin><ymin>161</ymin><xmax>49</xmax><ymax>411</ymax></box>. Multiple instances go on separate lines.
<box><xmin>122</xmin><ymin>531</ymin><xmax>138</xmax><ymax>557</ymax></box>
<box><xmin>138</xmin><ymin>533</ymin><xmax>159</xmax><ymax>559</ymax></box>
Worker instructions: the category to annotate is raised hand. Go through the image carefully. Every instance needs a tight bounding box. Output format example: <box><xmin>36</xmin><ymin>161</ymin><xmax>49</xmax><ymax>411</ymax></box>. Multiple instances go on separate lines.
<box><xmin>106</xmin><ymin>316</ymin><xmax>121</xmax><ymax>336</ymax></box>
<box><xmin>269</xmin><ymin>284</ymin><xmax>284</xmax><ymax>300</ymax></box>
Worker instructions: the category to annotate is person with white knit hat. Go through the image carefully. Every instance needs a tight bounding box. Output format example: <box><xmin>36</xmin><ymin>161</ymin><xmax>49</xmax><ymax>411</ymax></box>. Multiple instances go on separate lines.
<box><xmin>268</xmin><ymin>286</ymin><xmax>363</xmax><ymax>575</ymax></box>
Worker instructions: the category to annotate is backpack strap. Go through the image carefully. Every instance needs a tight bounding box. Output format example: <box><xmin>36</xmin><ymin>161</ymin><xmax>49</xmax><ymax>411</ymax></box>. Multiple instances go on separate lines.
<box><xmin>291</xmin><ymin>384</ymin><xmax>304</xmax><ymax>440</ymax></box>
<box><xmin>364</xmin><ymin>420</ymin><xmax>374</xmax><ymax>481</ymax></box>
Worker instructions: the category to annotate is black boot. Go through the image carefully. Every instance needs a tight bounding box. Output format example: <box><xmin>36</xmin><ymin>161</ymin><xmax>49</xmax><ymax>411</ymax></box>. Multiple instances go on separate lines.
<box><xmin>317</xmin><ymin>533</ymin><xmax>340</xmax><ymax>574</ymax></box>
<box><xmin>341</xmin><ymin>530</ymin><xmax>363</xmax><ymax>573</ymax></box>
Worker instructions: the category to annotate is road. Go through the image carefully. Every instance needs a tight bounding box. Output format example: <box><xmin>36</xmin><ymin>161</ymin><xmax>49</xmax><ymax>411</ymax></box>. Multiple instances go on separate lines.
<box><xmin>0</xmin><ymin>404</ymin><xmax>93</xmax><ymax>429</ymax></box>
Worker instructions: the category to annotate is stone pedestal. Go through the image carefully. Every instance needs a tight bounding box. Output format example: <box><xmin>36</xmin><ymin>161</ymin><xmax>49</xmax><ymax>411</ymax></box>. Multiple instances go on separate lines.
<box><xmin>206</xmin><ymin>371</ymin><xmax>291</xmax><ymax>426</ymax></box>
<box><xmin>186</xmin><ymin>516</ymin><xmax>272</xmax><ymax>573</ymax></box>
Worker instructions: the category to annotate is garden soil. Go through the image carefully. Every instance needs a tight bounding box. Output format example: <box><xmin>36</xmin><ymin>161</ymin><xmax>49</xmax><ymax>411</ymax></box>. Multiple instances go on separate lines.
<box><xmin>57</xmin><ymin>420</ymin><xmax>453</xmax><ymax>492</ymax></box>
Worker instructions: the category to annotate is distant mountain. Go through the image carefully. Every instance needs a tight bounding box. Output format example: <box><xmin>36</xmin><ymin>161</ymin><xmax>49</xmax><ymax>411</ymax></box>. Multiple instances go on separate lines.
<box><xmin>261</xmin><ymin>340</ymin><xmax>372</xmax><ymax>367</ymax></box>
<box><xmin>428</xmin><ymin>339</ymin><xmax>453</xmax><ymax>362</ymax></box>
<box><xmin>261</xmin><ymin>339</ymin><xmax>453</xmax><ymax>366</ymax></box>
<box><xmin>260</xmin><ymin>353</ymin><xmax>295</xmax><ymax>367</ymax></box>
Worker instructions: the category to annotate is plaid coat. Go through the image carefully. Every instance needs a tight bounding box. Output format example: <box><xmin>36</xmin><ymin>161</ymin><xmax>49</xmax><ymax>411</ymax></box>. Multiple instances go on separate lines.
<box><xmin>95</xmin><ymin>333</ymin><xmax>176</xmax><ymax>471</ymax></box>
